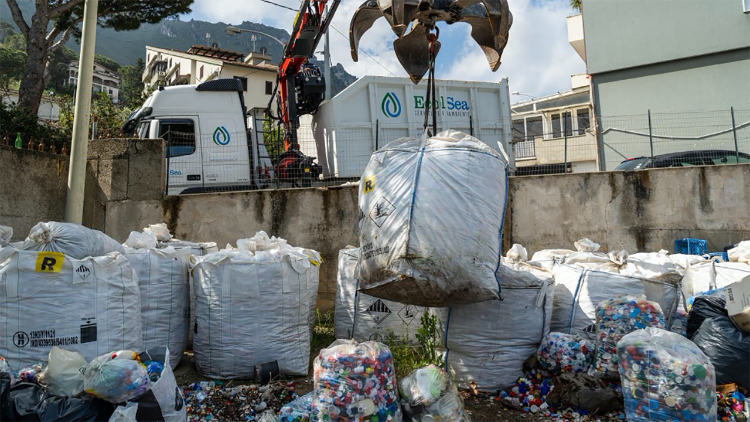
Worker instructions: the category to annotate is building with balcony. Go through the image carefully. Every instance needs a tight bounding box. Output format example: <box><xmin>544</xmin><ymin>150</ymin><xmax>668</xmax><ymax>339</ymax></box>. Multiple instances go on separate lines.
<box><xmin>511</xmin><ymin>76</ymin><xmax>597</xmax><ymax>175</ymax></box>
<box><xmin>67</xmin><ymin>61</ymin><xmax>120</xmax><ymax>103</ymax></box>
<box><xmin>574</xmin><ymin>0</ymin><xmax>750</xmax><ymax>170</ymax></box>
<box><xmin>142</xmin><ymin>44</ymin><xmax>277</xmax><ymax>112</ymax></box>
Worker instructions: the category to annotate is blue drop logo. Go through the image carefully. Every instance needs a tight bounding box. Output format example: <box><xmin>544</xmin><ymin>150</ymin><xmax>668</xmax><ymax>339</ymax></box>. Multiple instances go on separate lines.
<box><xmin>381</xmin><ymin>92</ymin><xmax>401</xmax><ymax>118</ymax></box>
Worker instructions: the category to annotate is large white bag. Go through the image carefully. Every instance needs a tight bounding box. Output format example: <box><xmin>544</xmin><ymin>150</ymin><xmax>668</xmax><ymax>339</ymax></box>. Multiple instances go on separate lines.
<box><xmin>683</xmin><ymin>261</ymin><xmax>750</xmax><ymax>299</ymax></box>
<box><xmin>334</xmin><ymin>247</ymin><xmax>430</xmax><ymax>343</ymax></box>
<box><xmin>134</xmin><ymin>347</ymin><xmax>187</xmax><ymax>422</ymax></box>
<box><xmin>21</xmin><ymin>222</ymin><xmax>124</xmax><ymax>259</ymax></box>
<box><xmin>357</xmin><ymin>130</ymin><xmax>508</xmax><ymax>307</ymax></box>
<box><xmin>0</xmin><ymin>225</ymin><xmax>12</xmax><ymax>247</ymax></box>
<box><xmin>550</xmin><ymin>262</ymin><xmax>680</xmax><ymax>337</ymax></box>
<box><xmin>124</xmin><ymin>245</ymin><xmax>191</xmax><ymax>369</ymax></box>
<box><xmin>444</xmin><ymin>260</ymin><xmax>554</xmax><ymax>391</ymax></box>
<box><xmin>0</xmin><ymin>249</ymin><xmax>143</xmax><ymax>369</ymax></box>
<box><xmin>190</xmin><ymin>233</ymin><xmax>320</xmax><ymax>378</ymax></box>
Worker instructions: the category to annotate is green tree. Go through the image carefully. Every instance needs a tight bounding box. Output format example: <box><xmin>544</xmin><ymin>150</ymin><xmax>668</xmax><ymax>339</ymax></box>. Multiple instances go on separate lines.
<box><xmin>2</xmin><ymin>32</ymin><xmax>25</xmax><ymax>50</ymax></box>
<box><xmin>118</xmin><ymin>58</ymin><xmax>146</xmax><ymax>108</ymax></box>
<box><xmin>570</xmin><ymin>0</ymin><xmax>582</xmax><ymax>11</ymax></box>
<box><xmin>94</xmin><ymin>54</ymin><xmax>120</xmax><ymax>72</ymax></box>
<box><xmin>5</xmin><ymin>0</ymin><xmax>194</xmax><ymax>117</ymax></box>
<box><xmin>58</xmin><ymin>91</ymin><xmax>134</xmax><ymax>139</ymax></box>
<box><xmin>47</xmin><ymin>46</ymin><xmax>78</xmax><ymax>94</ymax></box>
<box><xmin>0</xmin><ymin>45</ymin><xmax>25</xmax><ymax>89</ymax></box>
<box><xmin>0</xmin><ymin>21</ymin><xmax>16</xmax><ymax>43</ymax></box>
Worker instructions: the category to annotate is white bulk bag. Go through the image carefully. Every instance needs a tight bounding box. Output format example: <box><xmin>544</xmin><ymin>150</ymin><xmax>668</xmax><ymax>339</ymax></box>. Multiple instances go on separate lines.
<box><xmin>0</xmin><ymin>225</ymin><xmax>12</xmax><ymax>247</ymax></box>
<box><xmin>444</xmin><ymin>260</ymin><xmax>554</xmax><ymax>391</ymax></box>
<box><xmin>124</xmin><ymin>246</ymin><xmax>191</xmax><ymax>369</ymax></box>
<box><xmin>334</xmin><ymin>247</ymin><xmax>430</xmax><ymax>343</ymax></box>
<box><xmin>357</xmin><ymin>130</ymin><xmax>508</xmax><ymax>307</ymax></box>
<box><xmin>549</xmin><ymin>262</ymin><xmax>680</xmax><ymax>337</ymax></box>
<box><xmin>668</xmin><ymin>254</ymin><xmax>708</xmax><ymax>275</ymax></box>
<box><xmin>728</xmin><ymin>241</ymin><xmax>750</xmax><ymax>264</ymax></box>
<box><xmin>22</xmin><ymin>222</ymin><xmax>124</xmax><ymax>259</ymax></box>
<box><xmin>0</xmin><ymin>249</ymin><xmax>142</xmax><ymax>368</ymax></box>
<box><xmin>191</xmin><ymin>238</ymin><xmax>320</xmax><ymax>378</ymax></box>
<box><xmin>624</xmin><ymin>251</ymin><xmax>681</xmax><ymax>282</ymax></box>
<box><xmin>530</xmin><ymin>249</ymin><xmax>574</xmax><ymax>270</ymax></box>
<box><xmin>683</xmin><ymin>261</ymin><xmax>750</xmax><ymax>299</ymax></box>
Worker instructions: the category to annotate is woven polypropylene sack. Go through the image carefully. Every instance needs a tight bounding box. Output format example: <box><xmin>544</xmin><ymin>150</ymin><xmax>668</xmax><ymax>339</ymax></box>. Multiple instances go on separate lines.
<box><xmin>124</xmin><ymin>247</ymin><xmax>191</xmax><ymax>369</ymax></box>
<box><xmin>21</xmin><ymin>222</ymin><xmax>124</xmax><ymax>259</ymax></box>
<box><xmin>0</xmin><ymin>249</ymin><xmax>142</xmax><ymax>369</ymax></box>
<box><xmin>190</xmin><ymin>246</ymin><xmax>319</xmax><ymax>378</ymax></box>
<box><xmin>357</xmin><ymin>130</ymin><xmax>508</xmax><ymax>307</ymax></box>
<box><xmin>444</xmin><ymin>261</ymin><xmax>554</xmax><ymax>391</ymax></box>
<box><xmin>334</xmin><ymin>247</ymin><xmax>432</xmax><ymax>343</ymax></box>
<box><xmin>550</xmin><ymin>263</ymin><xmax>680</xmax><ymax>337</ymax></box>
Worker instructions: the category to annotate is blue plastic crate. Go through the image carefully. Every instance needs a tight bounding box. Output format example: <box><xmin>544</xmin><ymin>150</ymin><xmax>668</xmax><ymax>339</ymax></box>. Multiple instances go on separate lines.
<box><xmin>674</xmin><ymin>238</ymin><xmax>707</xmax><ymax>255</ymax></box>
<box><xmin>705</xmin><ymin>252</ymin><xmax>729</xmax><ymax>262</ymax></box>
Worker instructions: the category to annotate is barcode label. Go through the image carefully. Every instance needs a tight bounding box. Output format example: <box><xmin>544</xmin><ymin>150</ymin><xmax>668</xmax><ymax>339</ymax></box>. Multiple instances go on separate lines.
<box><xmin>80</xmin><ymin>324</ymin><xmax>97</xmax><ymax>344</ymax></box>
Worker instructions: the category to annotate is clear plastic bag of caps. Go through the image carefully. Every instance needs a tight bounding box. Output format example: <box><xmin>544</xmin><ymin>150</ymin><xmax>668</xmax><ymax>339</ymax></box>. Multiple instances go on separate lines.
<box><xmin>399</xmin><ymin>365</ymin><xmax>471</xmax><ymax>422</ymax></box>
<box><xmin>617</xmin><ymin>327</ymin><xmax>717</xmax><ymax>422</ymax></box>
<box><xmin>537</xmin><ymin>332</ymin><xmax>594</xmax><ymax>374</ymax></box>
<box><xmin>589</xmin><ymin>295</ymin><xmax>665</xmax><ymax>379</ymax></box>
<box><xmin>83</xmin><ymin>350</ymin><xmax>151</xmax><ymax>403</ymax></box>
<box><xmin>279</xmin><ymin>392</ymin><xmax>313</xmax><ymax>422</ymax></box>
<box><xmin>312</xmin><ymin>339</ymin><xmax>402</xmax><ymax>422</ymax></box>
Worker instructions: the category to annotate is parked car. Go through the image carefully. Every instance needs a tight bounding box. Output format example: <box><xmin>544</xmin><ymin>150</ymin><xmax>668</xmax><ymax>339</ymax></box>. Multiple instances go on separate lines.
<box><xmin>615</xmin><ymin>150</ymin><xmax>750</xmax><ymax>170</ymax></box>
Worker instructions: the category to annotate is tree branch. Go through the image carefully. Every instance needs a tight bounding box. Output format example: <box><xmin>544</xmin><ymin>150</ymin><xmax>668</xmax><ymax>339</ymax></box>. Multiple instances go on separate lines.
<box><xmin>49</xmin><ymin>0</ymin><xmax>84</xmax><ymax>18</ymax></box>
<box><xmin>48</xmin><ymin>22</ymin><xmax>79</xmax><ymax>53</ymax></box>
<box><xmin>6</xmin><ymin>0</ymin><xmax>30</xmax><ymax>36</ymax></box>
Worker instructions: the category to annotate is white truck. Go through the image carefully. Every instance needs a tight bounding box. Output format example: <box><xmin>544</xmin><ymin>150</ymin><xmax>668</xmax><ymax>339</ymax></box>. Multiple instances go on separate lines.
<box><xmin>123</xmin><ymin>79</ymin><xmax>276</xmax><ymax>195</ymax></box>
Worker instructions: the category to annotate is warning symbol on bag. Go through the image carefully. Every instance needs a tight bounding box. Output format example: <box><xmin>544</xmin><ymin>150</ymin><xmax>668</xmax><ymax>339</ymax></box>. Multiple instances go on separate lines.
<box><xmin>397</xmin><ymin>305</ymin><xmax>423</xmax><ymax>326</ymax></box>
<box><xmin>365</xmin><ymin>299</ymin><xmax>392</xmax><ymax>325</ymax></box>
<box><xmin>75</xmin><ymin>265</ymin><xmax>91</xmax><ymax>279</ymax></box>
<box><xmin>13</xmin><ymin>331</ymin><xmax>29</xmax><ymax>348</ymax></box>
<box><xmin>369</xmin><ymin>196</ymin><xmax>395</xmax><ymax>228</ymax></box>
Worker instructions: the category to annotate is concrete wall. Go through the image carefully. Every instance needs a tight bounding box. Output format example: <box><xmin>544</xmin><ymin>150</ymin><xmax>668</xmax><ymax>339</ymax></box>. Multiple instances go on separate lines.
<box><xmin>0</xmin><ymin>146</ymin><xmax>69</xmax><ymax>240</ymax></box>
<box><xmin>507</xmin><ymin>164</ymin><xmax>750</xmax><ymax>255</ymax></box>
<box><xmin>103</xmin><ymin>186</ymin><xmax>359</xmax><ymax>310</ymax></box>
<box><xmin>583</xmin><ymin>0</ymin><xmax>750</xmax><ymax>74</ymax></box>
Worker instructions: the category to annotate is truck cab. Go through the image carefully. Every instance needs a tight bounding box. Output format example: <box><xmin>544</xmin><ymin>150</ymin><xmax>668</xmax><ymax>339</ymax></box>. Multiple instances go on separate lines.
<box><xmin>123</xmin><ymin>79</ymin><xmax>274</xmax><ymax>195</ymax></box>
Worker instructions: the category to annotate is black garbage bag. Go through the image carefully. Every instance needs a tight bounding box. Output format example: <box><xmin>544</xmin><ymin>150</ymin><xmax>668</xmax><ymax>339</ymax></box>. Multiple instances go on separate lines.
<box><xmin>0</xmin><ymin>373</ymin><xmax>114</xmax><ymax>422</ymax></box>
<box><xmin>692</xmin><ymin>315</ymin><xmax>750</xmax><ymax>390</ymax></box>
<box><xmin>686</xmin><ymin>295</ymin><xmax>727</xmax><ymax>339</ymax></box>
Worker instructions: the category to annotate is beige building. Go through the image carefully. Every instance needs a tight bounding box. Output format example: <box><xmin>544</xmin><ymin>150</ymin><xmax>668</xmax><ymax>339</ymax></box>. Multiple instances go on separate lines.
<box><xmin>142</xmin><ymin>44</ymin><xmax>277</xmax><ymax>112</ymax></box>
<box><xmin>67</xmin><ymin>61</ymin><xmax>120</xmax><ymax>103</ymax></box>
<box><xmin>510</xmin><ymin>77</ymin><xmax>598</xmax><ymax>175</ymax></box>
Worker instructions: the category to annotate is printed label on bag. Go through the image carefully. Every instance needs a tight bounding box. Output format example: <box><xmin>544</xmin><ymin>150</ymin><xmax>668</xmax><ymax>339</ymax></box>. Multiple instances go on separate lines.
<box><xmin>368</xmin><ymin>196</ymin><xmax>395</xmax><ymax>228</ymax></box>
<box><xmin>361</xmin><ymin>242</ymin><xmax>390</xmax><ymax>260</ymax></box>
<box><xmin>34</xmin><ymin>252</ymin><xmax>64</xmax><ymax>272</ymax></box>
<box><xmin>363</xmin><ymin>175</ymin><xmax>375</xmax><ymax>194</ymax></box>
<box><xmin>12</xmin><ymin>329</ymin><xmax>81</xmax><ymax>348</ymax></box>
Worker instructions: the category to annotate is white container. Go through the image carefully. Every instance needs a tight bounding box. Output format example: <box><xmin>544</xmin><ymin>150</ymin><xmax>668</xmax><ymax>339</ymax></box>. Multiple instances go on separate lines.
<box><xmin>300</xmin><ymin>76</ymin><xmax>513</xmax><ymax>178</ymax></box>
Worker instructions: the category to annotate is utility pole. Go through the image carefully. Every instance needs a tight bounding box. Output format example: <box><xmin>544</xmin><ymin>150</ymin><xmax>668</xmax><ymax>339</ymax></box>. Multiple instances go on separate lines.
<box><xmin>65</xmin><ymin>0</ymin><xmax>99</xmax><ymax>224</ymax></box>
<box><xmin>324</xmin><ymin>4</ymin><xmax>332</xmax><ymax>100</ymax></box>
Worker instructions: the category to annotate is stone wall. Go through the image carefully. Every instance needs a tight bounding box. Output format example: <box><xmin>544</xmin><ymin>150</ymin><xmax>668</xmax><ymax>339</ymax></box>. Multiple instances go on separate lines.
<box><xmin>0</xmin><ymin>146</ymin><xmax>69</xmax><ymax>240</ymax></box>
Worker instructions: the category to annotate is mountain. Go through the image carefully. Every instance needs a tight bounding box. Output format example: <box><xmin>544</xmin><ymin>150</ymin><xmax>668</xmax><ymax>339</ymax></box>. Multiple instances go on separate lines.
<box><xmin>0</xmin><ymin>2</ymin><xmax>357</xmax><ymax>96</ymax></box>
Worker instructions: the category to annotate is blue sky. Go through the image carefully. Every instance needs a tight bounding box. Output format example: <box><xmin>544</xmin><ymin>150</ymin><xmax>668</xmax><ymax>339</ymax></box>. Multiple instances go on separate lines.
<box><xmin>181</xmin><ymin>0</ymin><xmax>585</xmax><ymax>99</ymax></box>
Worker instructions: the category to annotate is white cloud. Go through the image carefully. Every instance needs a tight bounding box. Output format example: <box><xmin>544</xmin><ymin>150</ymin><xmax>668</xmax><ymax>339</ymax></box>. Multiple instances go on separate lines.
<box><xmin>443</xmin><ymin>0</ymin><xmax>585</xmax><ymax>98</ymax></box>
<box><xmin>186</xmin><ymin>0</ymin><xmax>584</xmax><ymax>96</ymax></box>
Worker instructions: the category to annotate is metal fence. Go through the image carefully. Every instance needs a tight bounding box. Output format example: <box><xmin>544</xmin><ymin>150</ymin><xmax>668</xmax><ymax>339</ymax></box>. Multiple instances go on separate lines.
<box><xmin>512</xmin><ymin>108</ymin><xmax>750</xmax><ymax>176</ymax></box>
<box><xmin>163</xmin><ymin>114</ymin><xmax>509</xmax><ymax>195</ymax></box>
<box><xmin>161</xmin><ymin>109</ymin><xmax>750</xmax><ymax>194</ymax></box>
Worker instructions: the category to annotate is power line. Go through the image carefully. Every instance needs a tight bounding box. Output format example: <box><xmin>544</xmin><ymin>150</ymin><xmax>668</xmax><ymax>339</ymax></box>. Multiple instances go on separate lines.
<box><xmin>259</xmin><ymin>0</ymin><xmax>298</xmax><ymax>11</ymax></box>
<box><xmin>253</xmin><ymin>0</ymin><xmax>398</xmax><ymax>77</ymax></box>
<box><xmin>329</xmin><ymin>25</ymin><xmax>397</xmax><ymax>77</ymax></box>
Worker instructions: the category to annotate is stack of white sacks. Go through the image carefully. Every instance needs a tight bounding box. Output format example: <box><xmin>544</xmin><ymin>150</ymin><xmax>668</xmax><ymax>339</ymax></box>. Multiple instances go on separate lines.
<box><xmin>0</xmin><ymin>222</ymin><xmax>143</xmax><ymax>368</ymax></box>
<box><xmin>1</xmin><ymin>221</ymin><xmax>320</xmax><ymax>384</ymax></box>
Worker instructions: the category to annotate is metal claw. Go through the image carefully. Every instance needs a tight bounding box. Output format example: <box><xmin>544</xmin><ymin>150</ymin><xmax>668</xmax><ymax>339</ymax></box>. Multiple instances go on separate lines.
<box><xmin>350</xmin><ymin>0</ymin><xmax>512</xmax><ymax>83</ymax></box>
<box><xmin>393</xmin><ymin>23</ymin><xmax>441</xmax><ymax>84</ymax></box>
